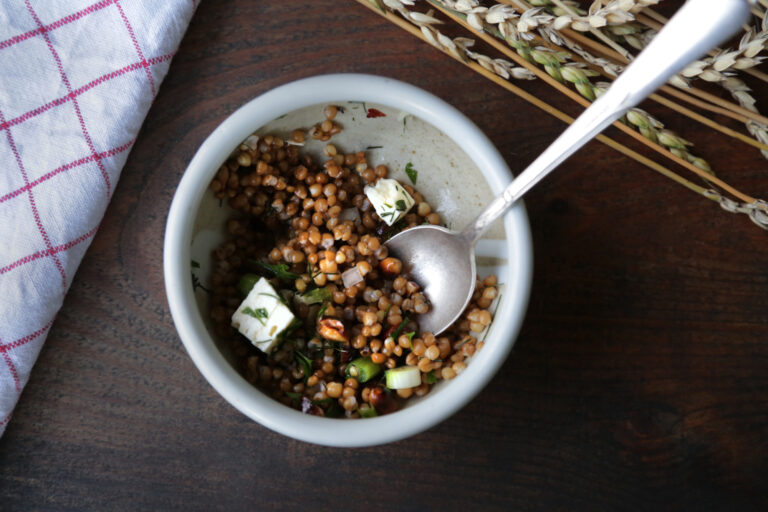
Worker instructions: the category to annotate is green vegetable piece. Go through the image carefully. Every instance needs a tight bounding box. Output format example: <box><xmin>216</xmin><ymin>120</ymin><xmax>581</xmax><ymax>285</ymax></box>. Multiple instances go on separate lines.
<box><xmin>253</xmin><ymin>260</ymin><xmax>301</xmax><ymax>281</ymax></box>
<box><xmin>359</xmin><ymin>405</ymin><xmax>378</xmax><ymax>418</ymax></box>
<box><xmin>298</xmin><ymin>286</ymin><xmax>331</xmax><ymax>305</ymax></box>
<box><xmin>425</xmin><ymin>370</ymin><xmax>437</xmax><ymax>384</ymax></box>
<box><xmin>385</xmin><ymin>366</ymin><xmax>421</xmax><ymax>389</ymax></box>
<box><xmin>237</xmin><ymin>273</ymin><xmax>261</xmax><ymax>297</ymax></box>
<box><xmin>395</xmin><ymin>199</ymin><xmax>406</xmax><ymax>211</ymax></box>
<box><xmin>345</xmin><ymin>357</ymin><xmax>381</xmax><ymax>383</ymax></box>
<box><xmin>405</xmin><ymin>162</ymin><xmax>417</xmax><ymax>184</ymax></box>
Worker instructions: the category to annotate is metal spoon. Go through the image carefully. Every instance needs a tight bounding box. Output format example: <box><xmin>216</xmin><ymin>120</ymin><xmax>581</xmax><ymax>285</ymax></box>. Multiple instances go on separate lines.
<box><xmin>387</xmin><ymin>0</ymin><xmax>753</xmax><ymax>335</ymax></box>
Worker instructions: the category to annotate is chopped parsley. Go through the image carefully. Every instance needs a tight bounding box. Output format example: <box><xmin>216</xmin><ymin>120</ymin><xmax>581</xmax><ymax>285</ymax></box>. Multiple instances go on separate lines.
<box><xmin>252</xmin><ymin>260</ymin><xmax>301</xmax><ymax>281</ymax></box>
<box><xmin>425</xmin><ymin>370</ymin><xmax>437</xmax><ymax>384</ymax></box>
<box><xmin>191</xmin><ymin>273</ymin><xmax>211</xmax><ymax>294</ymax></box>
<box><xmin>395</xmin><ymin>199</ymin><xmax>407</xmax><ymax>211</ymax></box>
<box><xmin>295</xmin><ymin>351</ymin><xmax>313</xmax><ymax>382</ymax></box>
<box><xmin>405</xmin><ymin>162</ymin><xmax>418</xmax><ymax>184</ymax></box>
<box><xmin>242</xmin><ymin>307</ymin><xmax>269</xmax><ymax>325</ymax></box>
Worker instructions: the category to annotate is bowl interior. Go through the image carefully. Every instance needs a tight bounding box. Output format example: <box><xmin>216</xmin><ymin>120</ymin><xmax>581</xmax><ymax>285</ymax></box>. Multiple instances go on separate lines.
<box><xmin>168</xmin><ymin>75</ymin><xmax>533</xmax><ymax>446</ymax></box>
<box><xmin>190</xmin><ymin>101</ymin><xmax>510</xmax><ymax>387</ymax></box>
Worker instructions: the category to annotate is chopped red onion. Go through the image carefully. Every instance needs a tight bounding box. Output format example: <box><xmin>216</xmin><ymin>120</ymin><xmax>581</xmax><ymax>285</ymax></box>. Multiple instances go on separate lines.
<box><xmin>342</xmin><ymin>266</ymin><xmax>364</xmax><ymax>289</ymax></box>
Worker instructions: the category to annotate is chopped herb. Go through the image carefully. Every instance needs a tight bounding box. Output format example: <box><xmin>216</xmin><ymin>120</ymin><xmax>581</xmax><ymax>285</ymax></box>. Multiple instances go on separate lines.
<box><xmin>191</xmin><ymin>260</ymin><xmax>200</xmax><ymax>268</ymax></box>
<box><xmin>191</xmin><ymin>273</ymin><xmax>211</xmax><ymax>294</ymax></box>
<box><xmin>383</xmin><ymin>219</ymin><xmax>407</xmax><ymax>240</ymax></box>
<box><xmin>337</xmin><ymin>106</ymin><xmax>345</xmax><ymax>113</ymax></box>
<box><xmin>395</xmin><ymin>199</ymin><xmax>407</xmax><ymax>211</ymax></box>
<box><xmin>252</xmin><ymin>260</ymin><xmax>301</xmax><ymax>281</ymax></box>
<box><xmin>321</xmin><ymin>340</ymin><xmax>348</xmax><ymax>352</ymax></box>
<box><xmin>405</xmin><ymin>162</ymin><xmax>418</xmax><ymax>184</ymax></box>
<box><xmin>425</xmin><ymin>370</ymin><xmax>437</xmax><ymax>384</ymax></box>
<box><xmin>295</xmin><ymin>351</ymin><xmax>313</xmax><ymax>382</ymax></box>
<box><xmin>317</xmin><ymin>302</ymin><xmax>329</xmax><ymax>320</ymax></box>
<box><xmin>391</xmin><ymin>315</ymin><xmax>410</xmax><ymax>341</ymax></box>
<box><xmin>285</xmin><ymin>391</ymin><xmax>302</xmax><ymax>403</ymax></box>
<box><xmin>455</xmin><ymin>336</ymin><xmax>473</xmax><ymax>349</ymax></box>
<box><xmin>242</xmin><ymin>307</ymin><xmax>269</xmax><ymax>325</ymax></box>
<box><xmin>404</xmin><ymin>331</ymin><xmax>416</xmax><ymax>349</ymax></box>
<box><xmin>380</xmin><ymin>211</ymin><xmax>396</xmax><ymax>220</ymax></box>
<box><xmin>312</xmin><ymin>397</ymin><xmax>344</xmax><ymax>418</ymax></box>
<box><xmin>349</xmin><ymin>101</ymin><xmax>368</xmax><ymax>113</ymax></box>
<box><xmin>366</xmin><ymin>145</ymin><xmax>383</xmax><ymax>150</ymax></box>
<box><xmin>298</xmin><ymin>287</ymin><xmax>331</xmax><ymax>305</ymax></box>
<box><xmin>307</xmin><ymin>262</ymin><xmax>321</xmax><ymax>280</ymax></box>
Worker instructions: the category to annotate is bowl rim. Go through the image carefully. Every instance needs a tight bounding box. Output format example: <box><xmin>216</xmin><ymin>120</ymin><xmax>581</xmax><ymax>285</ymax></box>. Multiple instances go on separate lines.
<box><xmin>164</xmin><ymin>73</ymin><xmax>533</xmax><ymax>447</ymax></box>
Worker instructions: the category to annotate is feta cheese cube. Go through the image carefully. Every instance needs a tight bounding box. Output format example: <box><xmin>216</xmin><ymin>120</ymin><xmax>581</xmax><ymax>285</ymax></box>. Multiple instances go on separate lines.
<box><xmin>364</xmin><ymin>178</ymin><xmax>415</xmax><ymax>226</ymax></box>
<box><xmin>231</xmin><ymin>277</ymin><xmax>295</xmax><ymax>353</ymax></box>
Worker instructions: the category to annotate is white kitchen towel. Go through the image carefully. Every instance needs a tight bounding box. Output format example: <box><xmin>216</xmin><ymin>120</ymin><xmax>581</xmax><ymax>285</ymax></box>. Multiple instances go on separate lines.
<box><xmin>0</xmin><ymin>0</ymin><xmax>198</xmax><ymax>436</ymax></box>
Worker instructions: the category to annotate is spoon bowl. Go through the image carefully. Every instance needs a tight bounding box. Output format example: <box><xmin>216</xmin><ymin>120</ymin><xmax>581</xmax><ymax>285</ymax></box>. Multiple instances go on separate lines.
<box><xmin>386</xmin><ymin>225</ymin><xmax>476</xmax><ymax>335</ymax></box>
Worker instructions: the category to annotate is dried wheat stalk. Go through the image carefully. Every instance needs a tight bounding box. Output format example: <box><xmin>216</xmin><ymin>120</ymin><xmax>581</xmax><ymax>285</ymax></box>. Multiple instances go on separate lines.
<box><xmin>362</xmin><ymin>0</ymin><xmax>768</xmax><ymax>228</ymax></box>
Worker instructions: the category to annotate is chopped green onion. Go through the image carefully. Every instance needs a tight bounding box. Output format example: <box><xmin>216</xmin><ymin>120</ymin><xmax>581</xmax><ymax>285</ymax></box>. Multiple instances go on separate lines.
<box><xmin>425</xmin><ymin>370</ymin><xmax>437</xmax><ymax>384</ymax></box>
<box><xmin>191</xmin><ymin>260</ymin><xmax>201</xmax><ymax>268</ymax></box>
<box><xmin>359</xmin><ymin>404</ymin><xmax>378</xmax><ymax>418</ymax></box>
<box><xmin>385</xmin><ymin>366</ymin><xmax>421</xmax><ymax>389</ymax></box>
<box><xmin>391</xmin><ymin>315</ymin><xmax>410</xmax><ymax>341</ymax></box>
<box><xmin>395</xmin><ymin>199</ymin><xmax>406</xmax><ymax>211</ymax></box>
<box><xmin>317</xmin><ymin>302</ymin><xmax>329</xmax><ymax>320</ymax></box>
<box><xmin>345</xmin><ymin>357</ymin><xmax>381</xmax><ymax>383</ymax></box>
<box><xmin>403</xmin><ymin>331</ymin><xmax>416</xmax><ymax>349</ymax></box>
<box><xmin>237</xmin><ymin>273</ymin><xmax>261</xmax><ymax>297</ymax></box>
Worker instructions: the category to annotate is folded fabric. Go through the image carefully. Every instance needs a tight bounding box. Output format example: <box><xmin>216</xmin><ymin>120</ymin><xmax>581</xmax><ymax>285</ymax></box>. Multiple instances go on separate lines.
<box><xmin>0</xmin><ymin>0</ymin><xmax>198</xmax><ymax>436</ymax></box>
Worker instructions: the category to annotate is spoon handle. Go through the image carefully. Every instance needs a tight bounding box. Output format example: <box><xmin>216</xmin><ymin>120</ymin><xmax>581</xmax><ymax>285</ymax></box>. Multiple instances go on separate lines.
<box><xmin>460</xmin><ymin>0</ymin><xmax>753</xmax><ymax>246</ymax></box>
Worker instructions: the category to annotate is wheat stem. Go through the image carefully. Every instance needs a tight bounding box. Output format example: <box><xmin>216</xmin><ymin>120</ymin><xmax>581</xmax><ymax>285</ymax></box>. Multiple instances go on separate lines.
<box><xmin>429</xmin><ymin>1</ymin><xmax>765</xmax><ymax>198</ymax></box>
<box><xmin>353</xmin><ymin>0</ymin><xmax>713</xmax><ymax>200</ymax></box>
<box><xmin>563</xmin><ymin>23</ymin><xmax>768</xmax><ymax>126</ymax></box>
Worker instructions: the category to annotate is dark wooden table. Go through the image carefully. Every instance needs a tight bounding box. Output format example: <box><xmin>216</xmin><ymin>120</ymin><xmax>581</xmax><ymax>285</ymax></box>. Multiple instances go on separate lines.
<box><xmin>2</xmin><ymin>1</ymin><xmax>766</xmax><ymax>510</ymax></box>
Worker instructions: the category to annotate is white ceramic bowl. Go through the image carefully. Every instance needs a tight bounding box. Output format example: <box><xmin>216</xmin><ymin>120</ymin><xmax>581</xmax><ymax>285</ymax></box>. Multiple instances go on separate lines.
<box><xmin>164</xmin><ymin>74</ymin><xmax>533</xmax><ymax>447</ymax></box>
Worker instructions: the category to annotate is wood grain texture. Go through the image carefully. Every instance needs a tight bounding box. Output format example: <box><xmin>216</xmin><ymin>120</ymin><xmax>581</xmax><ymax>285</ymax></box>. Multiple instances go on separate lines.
<box><xmin>1</xmin><ymin>1</ymin><xmax>767</xmax><ymax>510</ymax></box>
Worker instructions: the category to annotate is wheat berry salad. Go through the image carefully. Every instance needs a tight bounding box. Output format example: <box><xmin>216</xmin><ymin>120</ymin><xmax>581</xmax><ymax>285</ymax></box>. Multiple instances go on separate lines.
<box><xmin>204</xmin><ymin>105</ymin><xmax>500</xmax><ymax>419</ymax></box>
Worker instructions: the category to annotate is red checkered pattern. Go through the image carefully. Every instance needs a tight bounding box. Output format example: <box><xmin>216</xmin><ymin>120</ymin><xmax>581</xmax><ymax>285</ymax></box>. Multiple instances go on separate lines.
<box><xmin>0</xmin><ymin>0</ymin><xmax>197</xmax><ymax>436</ymax></box>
